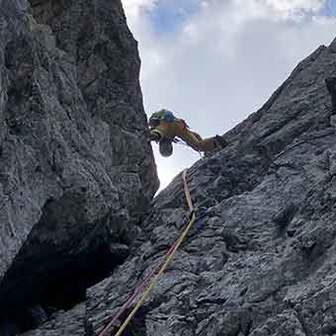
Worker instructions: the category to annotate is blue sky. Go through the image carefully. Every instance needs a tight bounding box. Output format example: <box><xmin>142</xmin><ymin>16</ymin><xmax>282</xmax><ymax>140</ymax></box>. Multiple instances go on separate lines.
<box><xmin>144</xmin><ymin>0</ymin><xmax>336</xmax><ymax>34</ymax></box>
<box><xmin>122</xmin><ymin>0</ymin><xmax>336</xmax><ymax>189</ymax></box>
<box><xmin>322</xmin><ymin>0</ymin><xmax>336</xmax><ymax>16</ymax></box>
<box><xmin>147</xmin><ymin>0</ymin><xmax>201</xmax><ymax>34</ymax></box>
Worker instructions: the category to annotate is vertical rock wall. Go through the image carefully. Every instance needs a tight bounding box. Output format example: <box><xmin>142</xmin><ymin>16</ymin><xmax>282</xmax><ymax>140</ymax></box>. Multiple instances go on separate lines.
<box><xmin>86</xmin><ymin>39</ymin><xmax>336</xmax><ymax>336</ymax></box>
<box><xmin>0</xmin><ymin>0</ymin><xmax>158</xmax><ymax>332</ymax></box>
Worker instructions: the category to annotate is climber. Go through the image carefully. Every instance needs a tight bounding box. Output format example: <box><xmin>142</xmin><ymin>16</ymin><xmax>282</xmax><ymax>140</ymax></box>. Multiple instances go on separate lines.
<box><xmin>148</xmin><ymin>109</ymin><xmax>227</xmax><ymax>157</ymax></box>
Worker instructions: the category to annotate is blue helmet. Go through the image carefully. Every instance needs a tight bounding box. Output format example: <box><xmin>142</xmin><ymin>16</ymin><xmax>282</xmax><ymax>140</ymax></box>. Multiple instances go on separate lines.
<box><xmin>150</xmin><ymin>109</ymin><xmax>176</xmax><ymax>125</ymax></box>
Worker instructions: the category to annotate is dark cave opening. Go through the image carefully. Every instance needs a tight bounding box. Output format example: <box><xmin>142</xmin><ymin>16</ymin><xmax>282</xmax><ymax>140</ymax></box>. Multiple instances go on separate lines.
<box><xmin>0</xmin><ymin>242</ymin><xmax>129</xmax><ymax>335</ymax></box>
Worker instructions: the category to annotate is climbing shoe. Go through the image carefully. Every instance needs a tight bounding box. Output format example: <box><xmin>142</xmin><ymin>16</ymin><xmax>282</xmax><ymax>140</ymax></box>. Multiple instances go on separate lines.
<box><xmin>203</xmin><ymin>136</ymin><xmax>228</xmax><ymax>158</ymax></box>
<box><xmin>214</xmin><ymin>135</ymin><xmax>228</xmax><ymax>149</ymax></box>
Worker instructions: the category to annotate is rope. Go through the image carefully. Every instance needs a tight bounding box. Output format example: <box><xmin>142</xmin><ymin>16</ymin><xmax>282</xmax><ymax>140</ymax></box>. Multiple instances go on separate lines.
<box><xmin>97</xmin><ymin>238</ymin><xmax>181</xmax><ymax>336</ymax></box>
<box><xmin>182</xmin><ymin>169</ymin><xmax>193</xmax><ymax>212</ymax></box>
<box><xmin>98</xmin><ymin>169</ymin><xmax>196</xmax><ymax>336</ymax></box>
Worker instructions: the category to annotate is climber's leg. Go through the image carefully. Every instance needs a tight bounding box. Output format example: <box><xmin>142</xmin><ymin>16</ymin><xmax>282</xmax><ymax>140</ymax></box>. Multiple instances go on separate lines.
<box><xmin>173</xmin><ymin>121</ymin><xmax>206</xmax><ymax>152</ymax></box>
<box><xmin>178</xmin><ymin>129</ymin><xmax>217</xmax><ymax>153</ymax></box>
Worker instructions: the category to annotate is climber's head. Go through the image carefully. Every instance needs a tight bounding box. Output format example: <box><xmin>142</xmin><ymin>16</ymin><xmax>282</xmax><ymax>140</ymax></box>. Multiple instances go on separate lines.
<box><xmin>149</xmin><ymin>109</ymin><xmax>175</xmax><ymax>127</ymax></box>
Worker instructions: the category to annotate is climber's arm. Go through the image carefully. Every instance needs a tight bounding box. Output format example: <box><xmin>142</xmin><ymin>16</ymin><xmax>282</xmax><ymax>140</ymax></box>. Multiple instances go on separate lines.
<box><xmin>149</xmin><ymin>129</ymin><xmax>162</xmax><ymax>142</ymax></box>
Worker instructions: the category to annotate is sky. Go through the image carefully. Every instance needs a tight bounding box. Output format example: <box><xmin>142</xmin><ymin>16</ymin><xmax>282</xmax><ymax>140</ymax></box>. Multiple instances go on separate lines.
<box><xmin>121</xmin><ymin>0</ymin><xmax>336</xmax><ymax>190</ymax></box>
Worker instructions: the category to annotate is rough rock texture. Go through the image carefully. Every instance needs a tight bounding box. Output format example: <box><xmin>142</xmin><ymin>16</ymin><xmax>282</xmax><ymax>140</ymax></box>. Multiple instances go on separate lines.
<box><xmin>0</xmin><ymin>0</ymin><xmax>158</xmax><ymax>332</ymax></box>
<box><xmin>22</xmin><ymin>304</ymin><xmax>85</xmax><ymax>336</ymax></box>
<box><xmin>86</xmin><ymin>39</ymin><xmax>336</xmax><ymax>336</ymax></box>
<box><xmin>3</xmin><ymin>0</ymin><xmax>336</xmax><ymax>334</ymax></box>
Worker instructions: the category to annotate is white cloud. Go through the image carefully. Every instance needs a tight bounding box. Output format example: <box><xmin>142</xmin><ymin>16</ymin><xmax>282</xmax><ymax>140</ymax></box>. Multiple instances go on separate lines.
<box><xmin>263</xmin><ymin>0</ymin><xmax>323</xmax><ymax>14</ymax></box>
<box><xmin>121</xmin><ymin>0</ymin><xmax>335</xmax><ymax>190</ymax></box>
<box><xmin>121</xmin><ymin>0</ymin><xmax>158</xmax><ymax>26</ymax></box>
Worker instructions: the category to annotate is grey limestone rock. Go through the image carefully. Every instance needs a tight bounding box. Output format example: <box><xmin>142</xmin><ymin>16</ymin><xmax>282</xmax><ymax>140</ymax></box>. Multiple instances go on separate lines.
<box><xmin>0</xmin><ymin>0</ymin><xmax>158</xmax><ymax>332</ymax></box>
<box><xmin>21</xmin><ymin>303</ymin><xmax>85</xmax><ymax>336</ymax></box>
<box><xmin>86</xmin><ymin>38</ymin><xmax>336</xmax><ymax>336</ymax></box>
<box><xmin>2</xmin><ymin>0</ymin><xmax>336</xmax><ymax>335</ymax></box>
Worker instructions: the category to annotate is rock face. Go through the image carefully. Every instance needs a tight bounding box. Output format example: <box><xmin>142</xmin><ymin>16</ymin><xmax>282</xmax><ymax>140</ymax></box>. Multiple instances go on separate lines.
<box><xmin>2</xmin><ymin>0</ymin><xmax>336</xmax><ymax>335</ymax></box>
<box><xmin>0</xmin><ymin>0</ymin><xmax>158</xmax><ymax>333</ymax></box>
<box><xmin>86</xmin><ymin>39</ymin><xmax>336</xmax><ymax>335</ymax></box>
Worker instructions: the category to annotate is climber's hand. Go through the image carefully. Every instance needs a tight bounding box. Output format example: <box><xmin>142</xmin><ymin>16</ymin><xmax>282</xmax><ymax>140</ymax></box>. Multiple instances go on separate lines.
<box><xmin>149</xmin><ymin>130</ymin><xmax>161</xmax><ymax>142</ymax></box>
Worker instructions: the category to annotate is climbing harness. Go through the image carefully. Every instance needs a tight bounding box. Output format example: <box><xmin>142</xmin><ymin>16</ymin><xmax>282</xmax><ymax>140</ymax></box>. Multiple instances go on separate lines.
<box><xmin>98</xmin><ymin>169</ymin><xmax>196</xmax><ymax>336</ymax></box>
